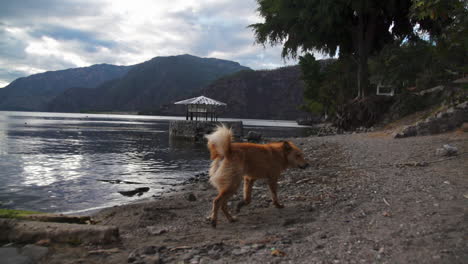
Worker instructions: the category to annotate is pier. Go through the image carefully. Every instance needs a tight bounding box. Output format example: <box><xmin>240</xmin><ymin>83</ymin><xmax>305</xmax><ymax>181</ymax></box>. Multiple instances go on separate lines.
<box><xmin>169</xmin><ymin>120</ymin><xmax>243</xmax><ymax>141</ymax></box>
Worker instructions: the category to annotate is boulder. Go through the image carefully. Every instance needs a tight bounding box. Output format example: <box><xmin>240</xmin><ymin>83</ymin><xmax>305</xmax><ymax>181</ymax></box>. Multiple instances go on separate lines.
<box><xmin>118</xmin><ymin>187</ymin><xmax>150</xmax><ymax>197</ymax></box>
<box><xmin>20</xmin><ymin>245</ymin><xmax>49</xmax><ymax>262</ymax></box>
<box><xmin>0</xmin><ymin>247</ymin><xmax>33</xmax><ymax>264</ymax></box>
<box><xmin>246</xmin><ymin>131</ymin><xmax>262</xmax><ymax>142</ymax></box>
<box><xmin>436</xmin><ymin>144</ymin><xmax>458</xmax><ymax>157</ymax></box>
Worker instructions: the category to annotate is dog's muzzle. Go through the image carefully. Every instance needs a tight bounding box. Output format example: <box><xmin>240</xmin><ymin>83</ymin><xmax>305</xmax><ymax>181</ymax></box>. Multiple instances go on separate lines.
<box><xmin>299</xmin><ymin>163</ymin><xmax>309</xmax><ymax>169</ymax></box>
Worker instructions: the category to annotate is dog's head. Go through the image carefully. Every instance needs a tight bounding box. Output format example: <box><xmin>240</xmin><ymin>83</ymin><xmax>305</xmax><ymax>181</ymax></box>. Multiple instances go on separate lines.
<box><xmin>283</xmin><ymin>141</ymin><xmax>309</xmax><ymax>169</ymax></box>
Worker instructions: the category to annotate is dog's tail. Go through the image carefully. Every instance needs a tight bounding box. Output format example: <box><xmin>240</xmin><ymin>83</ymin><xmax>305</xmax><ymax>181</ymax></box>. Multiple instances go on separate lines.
<box><xmin>205</xmin><ymin>125</ymin><xmax>232</xmax><ymax>160</ymax></box>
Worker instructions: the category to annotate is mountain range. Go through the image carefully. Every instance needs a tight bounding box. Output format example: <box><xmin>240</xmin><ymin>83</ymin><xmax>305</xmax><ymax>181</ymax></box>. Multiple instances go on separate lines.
<box><xmin>0</xmin><ymin>64</ymin><xmax>132</xmax><ymax>111</ymax></box>
<box><xmin>200</xmin><ymin>66</ymin><xmax>307</xmax><ymax>120</ymax></box>
<box><xmin>0</xmin><ymin>54</ymin><xmax>309</xmax><ymax>119</ymax></box>
<box><xmin>48</xmin><ymin>54</ymin><xmax>250</xmax><ymax>112</ymax></box>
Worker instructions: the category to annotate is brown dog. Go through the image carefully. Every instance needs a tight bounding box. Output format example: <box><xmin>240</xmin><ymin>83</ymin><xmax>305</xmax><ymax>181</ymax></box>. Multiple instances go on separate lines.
<box><xmin>205</xmin><ymin>125</ymin><xmax>309</xmax><ymax>227</ymax></box>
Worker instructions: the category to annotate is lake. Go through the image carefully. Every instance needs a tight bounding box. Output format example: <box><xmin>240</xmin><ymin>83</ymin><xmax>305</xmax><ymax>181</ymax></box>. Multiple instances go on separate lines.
<box><xmin>0</xmin><ymin>111</ymin><xmax>309</xmax><ymax>214</ymax></box>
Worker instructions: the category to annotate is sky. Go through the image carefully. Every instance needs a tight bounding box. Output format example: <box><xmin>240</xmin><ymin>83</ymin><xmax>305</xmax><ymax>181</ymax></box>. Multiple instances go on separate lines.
<box><xmin>0</xmin><ymin>0</ymin><xmax>311</xmax><ymax>88</ymax></box>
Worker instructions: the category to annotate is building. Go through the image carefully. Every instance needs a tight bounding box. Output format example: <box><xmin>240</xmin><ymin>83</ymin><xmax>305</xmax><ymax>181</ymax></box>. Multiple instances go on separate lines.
<box><xmin>174</xmin><ymin>95</ymin><xmax>226</xmax><ymax>121</ymax></box>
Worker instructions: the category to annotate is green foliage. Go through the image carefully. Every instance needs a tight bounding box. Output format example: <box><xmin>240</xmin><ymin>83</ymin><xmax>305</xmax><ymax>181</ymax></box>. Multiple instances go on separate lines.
<box><xmin>369</xmin><ymin>37</ymin><xmax>467</xmax><ymax>91</ymax></box>
<box><xmin>0</xmin><ymin>208</ymin><xmax>41</xmax><ymax>219</ymax></box>
<box><xmin>299</xmin><ymin>54</ymin><xmax>356</xmax><ymax>116</ymax></box>
<box><xmin>411</xmin><ymin>0</ymin><xmax>466</xmax><ymax>37</ymax></box>
<box><xmin>251</xmin><ymin>0</ymin><xmax>415</xmax><ymax>58</ymax></box>
<box><xmin>251</xmin><ymin>0</ymin><xmax>465</xmax><ymax>99</ymax></box>
<box><xmin>250</xmin><ymin>0</ymin><xmax>420</xmax><ymax>97</ymax></box>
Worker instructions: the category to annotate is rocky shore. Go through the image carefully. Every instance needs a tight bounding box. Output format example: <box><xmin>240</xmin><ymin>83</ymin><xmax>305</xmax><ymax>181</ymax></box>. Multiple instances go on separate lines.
<box><xmin>2</xmin><ymin>130</ymin><xmax>467</xmax><ymax>264</ymax></box>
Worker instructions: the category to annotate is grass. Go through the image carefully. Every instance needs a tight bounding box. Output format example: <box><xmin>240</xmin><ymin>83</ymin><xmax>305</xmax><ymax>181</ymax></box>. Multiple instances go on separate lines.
<box><xmin>0</xmin><ymin>208</ymin><xmax>42</xmax><ymax>219</ymax></box>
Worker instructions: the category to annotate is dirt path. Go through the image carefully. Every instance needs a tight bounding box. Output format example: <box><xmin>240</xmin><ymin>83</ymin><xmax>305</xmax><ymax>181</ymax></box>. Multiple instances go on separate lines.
<box><xmin>42</xmin><ymin>132</ymin><xmax>468</xmax><ymax>264</ymax></box>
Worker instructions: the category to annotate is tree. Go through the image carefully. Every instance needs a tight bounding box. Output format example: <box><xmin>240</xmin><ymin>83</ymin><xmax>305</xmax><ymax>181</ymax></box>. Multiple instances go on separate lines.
<box><xmin>250</xmin><ymin>0</ymin><xmax>421</xmax><ymax>98</ymax></box>
<box><xmin>411</xmin><ymin>0</ymin><xmax>468</xmax><ymax>76</ymax></box>
<box><xmin>299</xmin><ymin>54</ymin><xmax>355</xmax><ymax>117</ymax></box>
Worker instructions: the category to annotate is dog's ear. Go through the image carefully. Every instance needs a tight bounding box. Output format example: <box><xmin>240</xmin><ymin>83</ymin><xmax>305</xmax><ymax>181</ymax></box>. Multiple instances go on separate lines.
<box><xmin>282</xmin><ymin>141</ymin><xmax>292</xmax><ymax>153</ymax></box>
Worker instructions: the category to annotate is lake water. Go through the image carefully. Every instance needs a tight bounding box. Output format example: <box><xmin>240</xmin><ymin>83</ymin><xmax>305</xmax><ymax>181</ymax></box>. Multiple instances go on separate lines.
<box><xmin>0</xmin><ymin>111</ymin><xmax>309</xmax><ymax>214</ymax></box>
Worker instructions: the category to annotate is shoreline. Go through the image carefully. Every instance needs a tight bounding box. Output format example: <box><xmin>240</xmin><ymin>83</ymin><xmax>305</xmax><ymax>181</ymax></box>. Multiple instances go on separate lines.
<box><xmin>58</xmin><ymin>171</ymin><xmax>210</xmax><ymax>217</ymax></box>
<box><xmin>32</xmin><ymin>131</ymin><xmax>468</xmax><ymax>263</ymax></box>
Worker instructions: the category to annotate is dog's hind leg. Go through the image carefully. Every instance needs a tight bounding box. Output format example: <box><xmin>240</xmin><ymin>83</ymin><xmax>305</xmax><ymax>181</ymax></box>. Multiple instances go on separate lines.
<box><xmin>221</xmin><ymin>197</ymin><xmax>237</xmax><ymax>223</ymax></box>
<box><xmin>267</xmin><ymin>178</ymin><xmax>284</xmax><ymax>208</ymax></box>
<box><xmin>236</xmin><ymin>177</ymin><xmax>254</xmax><ymax>212</ymax></box>
<box><xmin>209</xmin><ymin>191</ymin><xmax>230</xmax><ymax>228</ymax></box>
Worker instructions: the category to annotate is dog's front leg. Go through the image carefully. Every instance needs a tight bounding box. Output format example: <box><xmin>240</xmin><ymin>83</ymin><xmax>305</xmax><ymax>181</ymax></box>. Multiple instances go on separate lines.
<box><xmin>267</xmin><ymin>178</ymin><xmax>284</xmax><ymax>208</ymax></box>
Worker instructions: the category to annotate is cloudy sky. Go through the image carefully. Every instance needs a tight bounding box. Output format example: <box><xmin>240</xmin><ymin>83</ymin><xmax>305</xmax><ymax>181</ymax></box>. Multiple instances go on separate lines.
<box><xmin>0</xmin><ymin>0</ymin><xmax>309</xmax><ymax>88</ymax></box>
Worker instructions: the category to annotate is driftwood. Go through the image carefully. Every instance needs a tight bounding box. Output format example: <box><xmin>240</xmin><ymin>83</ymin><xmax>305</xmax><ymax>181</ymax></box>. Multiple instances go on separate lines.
<box><xmin>333</xmin><ymin>96</ymin><xmax>394</xmax><ymax>130</ymax></box>
<box><xmin>0</xmin><ymin>219</ymin><xmax>119</xmax><ymax>244</ymax></box>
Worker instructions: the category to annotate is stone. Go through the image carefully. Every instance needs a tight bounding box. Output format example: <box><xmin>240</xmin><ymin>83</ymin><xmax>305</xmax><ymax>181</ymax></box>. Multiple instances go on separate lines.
<box><xmin>35</xmin><ymin>239</ymin><xmax>51</xmax><ymax>246</ymax></box>
<box><xmin>143</xmin><ymin>254</ymin><xmax>162</xmax><ymax>264</ymax></box>
<box><xmin>246</xmin><ymin>131</ymin><xmax>262</xmax><ymax>142</ymax></box>
<box><xmin>231</xmin><ymin>247</ymin><xmax>250</xmax><ymax>256</ymax></box>
<box><xmin>118</xmin><ymin>187</ymin><xmax>150</xmax><ymax>197</ymax></box>
<box><xmin>436</xmin><ymin>144</ymin><xmax>458</xmax><ymax>156</ymax></box>
<box><xmin>87</xmin><ymin>248</ymin><xmax>120</xmax><ymax>255</ymax></box>
<box><xmin>142</xmin><ymin>246</ymin><xmax>158</xmax><ymax>255</ymax></box>
<box><xmin>0</xmin><ymin>247</ymin><xmax>33</xmax><ymax>264</ymax></box>
<box><xmin>181</xmin><ymin>252</ymin><xmax>194</xmax><ymax>261</ymax></box>
<box><xmin>20</xmin><ymin>245</ymin><xmax>49</xmax><ymax>261</ymax></box>
<box><xmin>128</xmin><ymin>246</ymin><xmax>162</xmax><ymax>263</ymax></box>
<box><xmin>146</xmin><ymin>226</ymin><xmax>167</xmax><ymax>236</ymax></box>
<box><xmin>185</xmin><ymin>193</ymin><xmax>197</xmax><ymax>202</ymax></box>
<box><xmin>282</xmin><ymin>218</ymin><xmax>298</xmax><ymax>226</ymax></box>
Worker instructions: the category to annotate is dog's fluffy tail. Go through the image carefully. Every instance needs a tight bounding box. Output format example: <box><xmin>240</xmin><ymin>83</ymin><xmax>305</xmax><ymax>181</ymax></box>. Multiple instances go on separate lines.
<box><xmin>205</xmin><ymin>125</ymin><xmax>232</xmax><ymax>159</ymax></box>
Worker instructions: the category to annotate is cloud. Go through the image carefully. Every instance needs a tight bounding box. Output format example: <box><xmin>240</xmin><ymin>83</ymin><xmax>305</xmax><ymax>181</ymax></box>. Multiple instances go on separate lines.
<box><xmin>0</xmin><ymin>0</ymin><xmax>302</xmax><ymax>87</ymax></box>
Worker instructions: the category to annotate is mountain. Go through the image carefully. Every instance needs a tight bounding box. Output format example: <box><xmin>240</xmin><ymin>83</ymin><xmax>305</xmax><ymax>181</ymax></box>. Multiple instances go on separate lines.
<box><xmin>48</xmin><ymin>54</ymin><xmax>250</xmax><ymax>113</ymax></box>
<box><xmin>0</xmin><ymin>64</ymin><xmax>132</xmax><ymax>111</ymax></box>
<box><xmin>198</xmin><ymin>66</ymin><xmax>307</xmax><ymax>120</ymax></box>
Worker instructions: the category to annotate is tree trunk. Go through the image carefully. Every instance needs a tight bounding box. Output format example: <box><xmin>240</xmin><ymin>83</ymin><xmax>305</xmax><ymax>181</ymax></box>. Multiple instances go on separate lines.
<box><xmin>357</xmin><ymin>48</ymin><xmax>369</xmax><ymax>98</ymax></box>
<box><xmin>356</xmin><ymin>7</ymin><xmax>376</xmax><ymax>99</ymax></box>
<box><xmin>356</xmin><ymin>10</ymin><xmax>366</xmax><ymax>99</ymax></box>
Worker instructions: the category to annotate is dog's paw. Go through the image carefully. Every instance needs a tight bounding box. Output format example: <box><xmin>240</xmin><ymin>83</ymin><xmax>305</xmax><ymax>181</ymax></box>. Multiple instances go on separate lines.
<box><xmin>211</xmin><ymin>219</ymin><xmax>217</xmax><ymax>228</ymax></box>
<box><xmin>274</xmin><ymin>203</ymin><xmax>284</xmax><ymax>209</ymax></box>
<box><xmin>236</xmin><ymin>201</ymin><xmax>247</xmax><ymax>213</ymax></box>
<box><xmin>228</xmin><ymin>216</ymin><xmax>238</xmax><ymax>223</ymax></box>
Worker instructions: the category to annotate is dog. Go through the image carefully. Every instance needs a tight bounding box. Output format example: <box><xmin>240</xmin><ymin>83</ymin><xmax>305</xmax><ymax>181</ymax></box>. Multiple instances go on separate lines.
<box><xmin>205</xmin><ymin>125</ymin><xmax>309</xmax><ymax>227</ymax></box>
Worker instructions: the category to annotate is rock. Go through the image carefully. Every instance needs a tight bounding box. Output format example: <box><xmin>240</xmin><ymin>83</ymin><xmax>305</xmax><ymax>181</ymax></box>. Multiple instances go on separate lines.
<box><xmin>246</xmin><ymin>131</ymin><xmax>262</xmax><ymax>142</ymax></box>
<box><xmin>141</xmin><ymin>246</ymin><xmax>158</xmax><ymax>255</ymax></box>
<box><xmin>251</xmin><ymin>244</ymin><xmax>264</xmax><ymax>250</ymax></box>
<box><xmin>0</xmin><ymin>247</ymin><xmax>33</xmax><ymax>264</ymax></box>
<box><xmin>190</xmin><ymin>255</ymin><xmax>201</xmax><ymax>264</ymax></box>
<box><xmin>199</xmin><ymin>257</ymin><xmax>212</xmax><ymax>264</ymax></box>
<box><xmin>232</xmin><ymin>247</ymin><xmax>250</xmax><ymax>256</ymax></box>
<box><xmin>146</xmin><ymin>226</ymin><xmax>167</xmax><ymax>236</ymax></box>
<box><xmin>282</xmin><ymin>218</ymin><xmax>298</xmax><ymax>226</ymax></box>
<box><xmin>128</xmin><ymin>246</ymin><xmax>162</xmax><ymax>264</ymax></box>
<box><xmin>207</xmin><ymin>249</ymin><xmax>221</xmax><ymax>259</ymax></box>
<box><xmin>35</xmin><ymin>239</ymin><xmax>51</xmax><ymax>246</ymax></box>
<box><xmin>181</xmin><ymin>252</ymin><xmax>194</xmax><ymax>261</ymax></box>
<box><xmin>436</xmin><ymin>144</ymin><xmax>458</xmax><ymax>156</ymax></box>
<box><xmin>184</xmin><ymin>193</ymin><xmax>197</xmax><ymax>202</ymax></box>
<box><xmin>87</xmin><ymin>248</ymin><xmax>120</xmax><ymax>255</ymax></box>
<box><xmin>144</xmin><ymin>254</ymin><xmax>162</xmax><ymax>264</ymax></box>
<box><xmin>118</xmin><ymin>187</ymin><xmax>150</xmax><ymax>197</ymax></box>
<box><xmin>20</xmin><ymin>245</ymin><xmax>49</xmax><ymax>262</ymax></box>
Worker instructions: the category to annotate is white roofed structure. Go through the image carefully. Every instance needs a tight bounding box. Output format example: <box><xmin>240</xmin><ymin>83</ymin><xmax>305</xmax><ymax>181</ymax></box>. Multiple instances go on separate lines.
<box><xmin>174</xmin><ymin>96</ymin><xmax>226</xmax><ymax>121</ymax></box>
<box><xmin>174</xmin><ymin>96</ymin><xmax>226</xmax><ymax>106</ymax></box>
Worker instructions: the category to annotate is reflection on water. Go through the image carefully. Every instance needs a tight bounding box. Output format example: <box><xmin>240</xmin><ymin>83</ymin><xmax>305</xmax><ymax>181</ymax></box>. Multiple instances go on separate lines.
<box><xmin>0</xmin><ymin>111</ymin><xmax>308</xmax><ymax>213</ymax></box>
